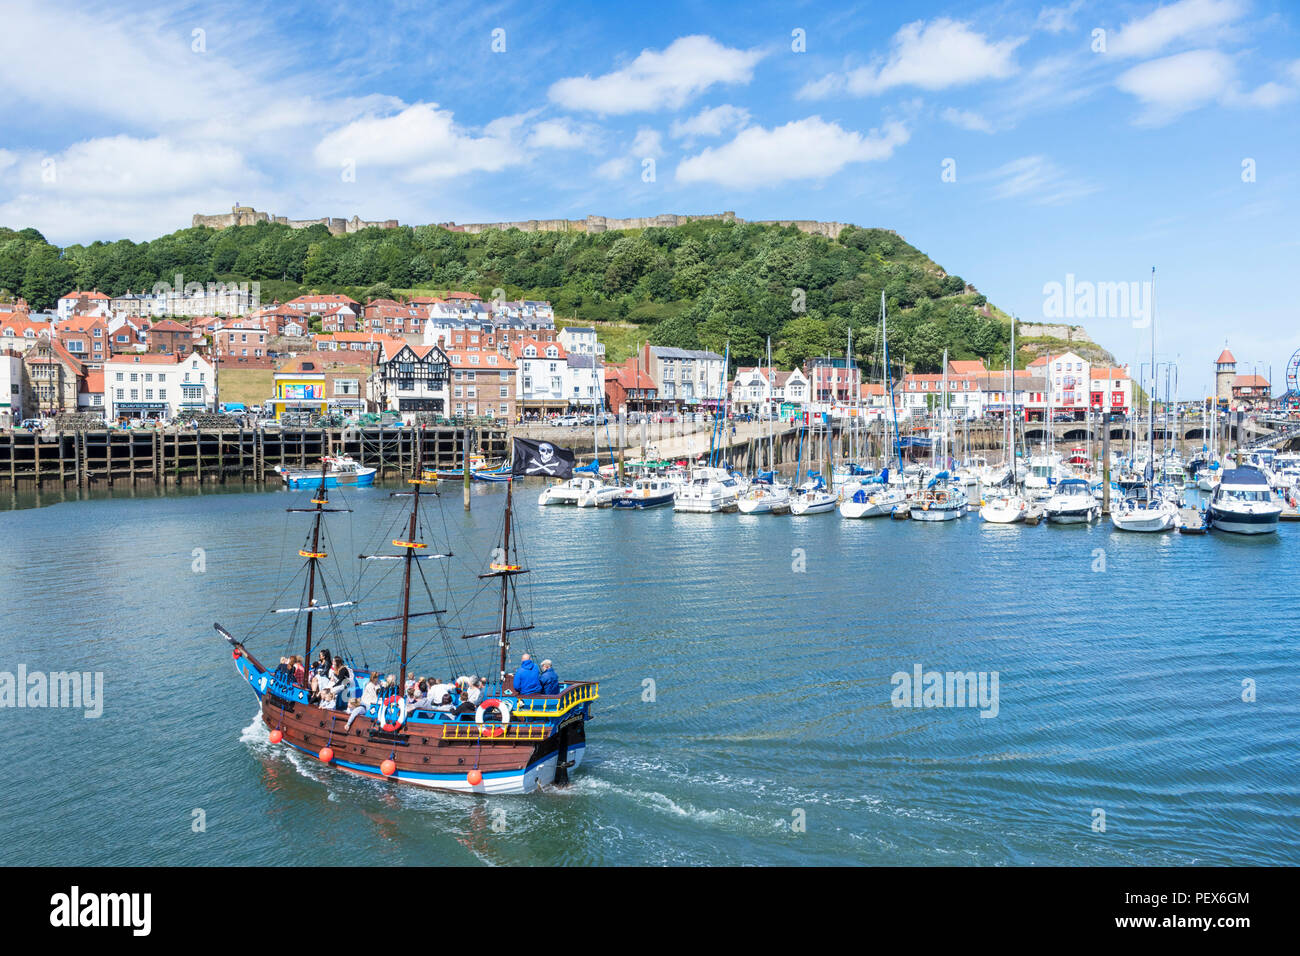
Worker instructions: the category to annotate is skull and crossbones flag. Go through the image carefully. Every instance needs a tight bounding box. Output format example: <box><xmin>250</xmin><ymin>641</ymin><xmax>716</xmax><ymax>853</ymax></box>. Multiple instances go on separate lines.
<box><xmin>511</xmin><ymin>438</ymin><xmax>575</xmax><ymax>479</ymax></box>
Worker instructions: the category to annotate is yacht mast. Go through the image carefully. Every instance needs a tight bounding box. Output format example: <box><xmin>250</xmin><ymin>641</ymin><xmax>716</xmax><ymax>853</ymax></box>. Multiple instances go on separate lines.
<box><xmin>882</xmin><ymin>291</ymin><xmax>901</xmax><ymax>471</ymax></box>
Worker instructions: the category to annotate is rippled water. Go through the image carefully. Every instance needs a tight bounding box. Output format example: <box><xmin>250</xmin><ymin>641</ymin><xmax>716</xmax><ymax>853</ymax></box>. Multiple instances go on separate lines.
<box><xmin>2</xmin><ymin>482</ymin><xmax>1297</xmax><ymax>865</ymax></box>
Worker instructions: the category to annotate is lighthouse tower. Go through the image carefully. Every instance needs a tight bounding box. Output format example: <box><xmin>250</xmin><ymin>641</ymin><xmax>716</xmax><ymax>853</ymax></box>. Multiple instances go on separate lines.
<box><xmin>1215</xmin><ymin>347</ymin><xmax>1236</xmax><ymax>404</ymax></box>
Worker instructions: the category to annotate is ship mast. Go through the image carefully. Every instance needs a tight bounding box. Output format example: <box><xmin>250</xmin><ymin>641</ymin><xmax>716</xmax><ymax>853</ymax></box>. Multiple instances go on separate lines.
<box><xmin>395</xmin><ymin>451</ymin><xmax>431</xmax><ymax>694</ymax></box>
<box><xmin>304</xmin><ymin>457</ymin><xmax>328</xmax><ymax>663</ymax></box>
<box><xmin>497</xmin><ymin>477</ymin><xmax>514</xmax><ymax>687</ymax></box>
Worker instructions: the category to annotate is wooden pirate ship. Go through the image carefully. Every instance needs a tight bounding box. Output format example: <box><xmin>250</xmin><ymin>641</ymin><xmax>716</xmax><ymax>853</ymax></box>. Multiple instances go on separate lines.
<box><xmin>217</xmin><ymin>452</ymin><xmax>597</xmax><ymax>794</ymax></box>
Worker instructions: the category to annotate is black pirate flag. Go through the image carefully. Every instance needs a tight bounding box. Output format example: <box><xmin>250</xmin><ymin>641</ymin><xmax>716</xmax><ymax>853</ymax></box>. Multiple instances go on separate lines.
<box><xmin>511</xmin><ymin>438</ymin><xmax>576</xmax><ymax>479</ymax></box>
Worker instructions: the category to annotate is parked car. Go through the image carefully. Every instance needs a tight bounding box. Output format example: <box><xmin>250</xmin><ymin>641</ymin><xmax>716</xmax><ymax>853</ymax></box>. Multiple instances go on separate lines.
<box><xmin>18</xmin><ymin>418</ymin><xmax>47</xmax><ymax>431</ymax></box>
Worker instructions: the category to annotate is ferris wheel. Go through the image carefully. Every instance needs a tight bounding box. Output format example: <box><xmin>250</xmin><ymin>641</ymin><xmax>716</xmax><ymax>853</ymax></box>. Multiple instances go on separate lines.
<box><xmin>1286</xmin><ymin>347</ymin><xmax>1300</xmax><ymax>407</ymax></box>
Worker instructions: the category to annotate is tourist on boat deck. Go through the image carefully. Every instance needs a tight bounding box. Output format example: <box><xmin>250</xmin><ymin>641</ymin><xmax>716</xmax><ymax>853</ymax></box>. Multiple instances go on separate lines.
<box><xmin>465</xmin><ymin>677</ymin><xmax>485</xmax><ymax>705</ymax></box>
<box><xmin>274</xmin><ymin>657</ymin><xmax>291</xmax><ymax>679</ymax></box>
<box><xmin>513</xmin><ymin>654</ymin><xmax>543</xmax><ymax>694</ymax></box>
<box><xmin>454</xmin><ymin>695</ymin><xmax>478</xmax><ymax>717</ymax></box>
<box><xmin>539</xmin><ymin>660</ymin><xmax>559</xmax><ymax>695</ymax></box>
<box><xmin>318</xmin><ymin>688</ymin><xmax>336</xmax><ymax>710</ymax></box>
<box><xmin>427</xmin><ymin>679</ymin><xmax>455</xmax><ymax>709</ymax></box>
<box><xmin>329</xmin><ymin>658</ymin><xmax>352</xmax><ymax>710</ymax></box>
<box><xmin>345</xmin><ymin>674</ymin><xmax>381</xmax><ymax>728</ymax></box>
<box><xmin>314</xmin><ymin>650</ymin><xmax>331</xmax><ymax>676</ymax></box>
<box><xmin>291</xmin><ymin>656</ymin><xmax>306</xmax><ymax>687</ymax></box>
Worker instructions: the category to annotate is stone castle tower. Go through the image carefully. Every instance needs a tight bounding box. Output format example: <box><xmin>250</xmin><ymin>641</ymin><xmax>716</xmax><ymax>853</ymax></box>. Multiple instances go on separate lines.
<box><xmin>1215</xmin><ymin>347</ymin><xmax>1236</xmax><ymax>402</ymax></box>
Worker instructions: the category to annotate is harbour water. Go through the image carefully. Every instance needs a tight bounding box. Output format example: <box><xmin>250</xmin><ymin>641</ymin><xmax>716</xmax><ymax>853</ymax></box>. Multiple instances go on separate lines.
<box><xmin>2</xmin><ymin>482</ymin><xmax>1297</xmax><ymax>865</ymax></box>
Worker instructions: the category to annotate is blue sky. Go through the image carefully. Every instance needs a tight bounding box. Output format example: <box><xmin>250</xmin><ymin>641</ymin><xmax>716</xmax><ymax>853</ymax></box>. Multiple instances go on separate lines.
<box><xmin>1</xmin><ymin>0</ymin><xmax>1297</xmax><ymax>395</ymax></box>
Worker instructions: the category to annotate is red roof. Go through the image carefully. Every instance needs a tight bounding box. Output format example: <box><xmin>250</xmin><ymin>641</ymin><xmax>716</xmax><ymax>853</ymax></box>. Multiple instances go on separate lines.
<box><xmin>1216</xmin><ymin>349</ymin><xmax>1236</xmax><ymax>364</ymax></box>
<box><xmin>444</xmin><ymin>348</ymin><xmax>514</xmax><ymax>369</ymax></box>
<box><xmin>510</xmin><ymin>339</ymin><xmax>566</xmax><ymax>360</ymax></box>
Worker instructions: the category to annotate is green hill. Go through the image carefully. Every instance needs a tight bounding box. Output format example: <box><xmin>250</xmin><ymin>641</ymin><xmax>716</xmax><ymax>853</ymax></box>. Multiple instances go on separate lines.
<box><xmin>0</xmin><ymin>219</ymin><xmax>1019</xmax><ymax>373</ymax></box>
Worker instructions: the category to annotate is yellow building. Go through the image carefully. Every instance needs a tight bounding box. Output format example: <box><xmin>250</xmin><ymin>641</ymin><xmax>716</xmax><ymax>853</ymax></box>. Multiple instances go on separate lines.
<box><xmin>272</xmin><ymin>360</ymin><xmax>327</xmax><ymax>419</ymax></box>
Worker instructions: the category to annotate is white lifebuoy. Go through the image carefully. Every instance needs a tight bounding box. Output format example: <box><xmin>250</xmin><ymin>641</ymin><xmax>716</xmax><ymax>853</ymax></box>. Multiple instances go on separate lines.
<box><xmin>376</xmin><ymin>695</ymin><xmax>407</xmax><ymax>732</ymax></box>
<box><xmin>475</xmin><ymin>698</ymin><xmax>512</xmax><ymax>730</ymax></box>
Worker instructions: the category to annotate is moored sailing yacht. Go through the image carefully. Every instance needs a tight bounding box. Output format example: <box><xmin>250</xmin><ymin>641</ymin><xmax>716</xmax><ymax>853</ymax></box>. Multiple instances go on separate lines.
<box><xmin>218</xmin><ymin>447</ymin><xmax>598</xmax><ymax>794</ymax></box>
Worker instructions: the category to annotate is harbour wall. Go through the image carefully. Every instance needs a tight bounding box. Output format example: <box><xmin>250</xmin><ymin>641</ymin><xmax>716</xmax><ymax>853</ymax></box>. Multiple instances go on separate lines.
<box><xmin>0</xmin><ymin>426</ymin><xmax>508</xmax><ymax>489</ymax></box>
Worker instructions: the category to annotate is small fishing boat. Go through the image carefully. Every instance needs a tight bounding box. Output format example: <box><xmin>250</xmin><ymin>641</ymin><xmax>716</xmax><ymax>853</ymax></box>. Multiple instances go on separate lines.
<box><xmin>612</xmin><ymin>476</ymin><xmax>677</xmax><ymax>509</ymax></box>
<box><xmin>1207</xmin><ymin>466</ymin><xmax>1282</xmax><ymax>534</ymax></box>
<box><xmin>278</xmin><ymin>455</ymin><xmax>376</xmax><ymax>489</ymax></box>
<box><xmin>1044</xmin><ymin>477</ymin><xmax>1099</xmax><ymax>524</ymax></box>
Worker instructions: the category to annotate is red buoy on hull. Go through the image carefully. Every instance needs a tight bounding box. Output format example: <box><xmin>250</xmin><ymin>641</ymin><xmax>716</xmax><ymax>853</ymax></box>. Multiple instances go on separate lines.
<box><xmin>467</xmin><ymin>770</ymin><xmax>483</xmax><ymax>786</ymax></box>
<box><xmin>381</xmin><ymin>759</ymin><xmax>397</xmax><ymax>776</ymax></box>
<box><xmin>319</xmin><ymin>747</ymin><xmax>334</xmax><ymax>763</ymax></box>
<box><xmin>269</xmin><ymin>729</ymin><xmax>283</xmax><ymax>744</ymax></box>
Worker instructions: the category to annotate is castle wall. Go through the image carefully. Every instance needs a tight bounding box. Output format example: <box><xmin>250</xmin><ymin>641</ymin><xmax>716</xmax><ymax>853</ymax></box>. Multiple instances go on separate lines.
<box><xmin>192</xmin><ymin>206</ymin><xmax>858</xmax><ymax>241</ymax></box>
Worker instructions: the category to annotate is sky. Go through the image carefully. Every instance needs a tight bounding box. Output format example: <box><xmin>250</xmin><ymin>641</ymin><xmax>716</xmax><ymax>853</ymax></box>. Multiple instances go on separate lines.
<box><xmin>1</xmin><ymin>0</ymin><xmax>1297</xmax><ymax>396</ymax></box>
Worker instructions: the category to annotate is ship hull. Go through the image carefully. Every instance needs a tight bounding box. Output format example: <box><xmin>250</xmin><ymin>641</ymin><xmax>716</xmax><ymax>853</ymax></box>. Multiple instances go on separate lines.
<box><xmin>257</xmin><ymin>692</ymin><xmax>587</xmax><ymax>795</ymax></box>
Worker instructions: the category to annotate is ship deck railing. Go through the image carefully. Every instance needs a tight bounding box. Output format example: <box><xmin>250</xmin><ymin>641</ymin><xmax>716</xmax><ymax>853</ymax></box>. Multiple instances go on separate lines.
<box><xmin>508</xmin><ymin>681</ymin><xmax>599</xmax><ymax>718</ymax></box>
<box><xmin>440</xmin><ymin>722</ymin><xmax>552</xmax><ymax>742</ymax></box>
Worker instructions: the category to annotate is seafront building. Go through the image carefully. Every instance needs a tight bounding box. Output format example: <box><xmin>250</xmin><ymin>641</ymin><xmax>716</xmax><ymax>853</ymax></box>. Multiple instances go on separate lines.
<box><xmin>103</xmin><ymin>352</ymin><xmax>215</xmax><ymax>421</ymax></box>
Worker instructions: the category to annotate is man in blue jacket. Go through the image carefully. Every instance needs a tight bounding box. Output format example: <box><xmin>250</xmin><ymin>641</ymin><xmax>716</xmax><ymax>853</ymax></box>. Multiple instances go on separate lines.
<box><xmin>539</xmin><ymin>659</ymin><xmax>560</xmax><ymax>694</ymax></box>
<box><xmin>513</xmin><ymin>653</ymin><xmax>543</xmax><ymax>694</ymax></box>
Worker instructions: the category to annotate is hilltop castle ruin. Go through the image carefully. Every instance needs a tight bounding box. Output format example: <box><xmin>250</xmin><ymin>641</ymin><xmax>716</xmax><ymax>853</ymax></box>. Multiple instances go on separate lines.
<box><xmin>191</xmin><ymin>206</ymin><xmax>853</xmax><ymax>240</ymax></box>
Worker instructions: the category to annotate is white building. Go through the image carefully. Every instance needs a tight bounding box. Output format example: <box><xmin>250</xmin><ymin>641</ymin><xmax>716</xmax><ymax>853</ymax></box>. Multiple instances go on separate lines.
<box><xmin>0</xmin><ymin>352</ymin><xmax>27</xmax><ymax>426</ymax></box>
<box><xmin>563</xmin><ymin>354</ymin><xmax>603</xmax><ymax>410</ymax></box>
<box><xmin>104</xmin><ymin>352</ymin><xmax>215</xmax><ymax>421</ymax></box>
<box><xmin>510</xmin><ymin>339</ymin><xmax>568</xmax><ymax>415</ymax></box>
<box><xmin>558</xmin><ymin>326</ymin><xmax>604</xmax><ymax>358</ymax></box>
<box><xmin>1029</xmin><ymin>351</ymin><xmax>1091</xmax><ymax>419</ymax></box>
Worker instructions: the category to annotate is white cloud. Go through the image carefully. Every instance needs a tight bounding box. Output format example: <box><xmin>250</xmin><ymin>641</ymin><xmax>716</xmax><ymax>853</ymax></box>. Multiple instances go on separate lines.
<box><xmin>313</xmin><ymin>103</ymin><xmax>526</xmax><ymax>181</ymax></box>
<box><xmin>1036</xmin><ymin>1</ymin><xmax>1085</xmax><ymax>34</ymax></box>
<box><xmin>525</xmin><ymin>118</ymin><xmax>595</xmax><ymax>150</ymax></box>
<box><xmin>675</xmin><ymin>117</ymin><xmax>908</xmax><ymax>189</ymax></box>
<box><xmin>801</xmin><ymin>19</ymin><xmax>1023</xmax><ymax>98</ymax></box>
<box><xmin>669</xmin><ymin>104</ymin><xmax>751</xmax><ymax>140</ymax></box>
<box><xmin>1108</xmin><ymin>0</ymin><xmax>1247</xmax><ymax>58</ymax></box>
<box><xmin>941</xmin><ymin>107</ymin><xmax>994</xmax><ymax>133</ymax></box>
<box><xmin>594</xmin><ymin>157</ymin><xmax>633</xmax><ymax>180</ymax></box>
<box><xmin>983</xmin><ymin>155</ymin><xmax>1097</xmax><ymax>205</ymax></box>
<box><xmin>631</xmin><ymin>128</ymin><xmax>664</xmax><ymax>158</ymax></box>
<box><xmin>548</xmin><ymin>35</ymin><xmax>764</xmax><ymax>114</ymax></box>
<box><xmin>1115</xmin><ymin>49</ymin><xmax>1236</xmax><ymax>121</ymax></box>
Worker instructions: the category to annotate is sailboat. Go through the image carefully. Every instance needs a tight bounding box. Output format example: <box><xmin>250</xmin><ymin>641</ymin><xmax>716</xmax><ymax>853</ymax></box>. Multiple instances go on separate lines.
<box><xmin>217</xmin><ymin>451</ymin><xmax>599</xmax><ymax>794</ymax></box>
<box><xmin>981</xmin><ymin>319</ymin><xmax>1029</xmax><ymax>524</ymax></box>
<box><xmin>1111</xmin><ymin>268</ymin><xmax>1176</xmax><ymax>532</ymax></box>
<box><xmin>841</xmin><ymin>292</ymin><xmax>908</xmax><ymax>519</ymax></box>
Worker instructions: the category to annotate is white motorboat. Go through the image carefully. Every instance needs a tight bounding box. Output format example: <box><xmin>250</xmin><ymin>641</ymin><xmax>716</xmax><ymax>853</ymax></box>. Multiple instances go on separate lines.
<box><xmin>1207</xmin><ymin>466</ymin><xmax>1282</xmax><ymax>534</ymax></box>
<box><xmin>979</xmin><ymin>492</ymin><xmax>1028</xmax><ymax>524</ymax></box>
<box><xmin>539</xmin><ymin>474</ymin><xmax>611</xmax><ymax>506</ymax></box>
<box><xmin>1044</xmin><ymin>478</ymin><xmax>1099</xmax><ymax>524</ymax></box>
<box><xmin>674</xmin><ymin>467</ymin><xmax>745</xmax><ymax>513</ymax></box>
<box><xmin>575</xmin><ymin>482</ymin><xmax>624</xmax><ymax>508</ymax></box>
